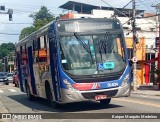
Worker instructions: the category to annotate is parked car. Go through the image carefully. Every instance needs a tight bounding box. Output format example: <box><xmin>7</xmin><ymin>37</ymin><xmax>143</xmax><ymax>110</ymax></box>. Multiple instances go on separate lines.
<box><xmin>0</xmin><ymin>72</ymin><xmax>9</xmax><ymax>85</ymax></box>
<box><xmin>13</xmin><ymin>72</ymin><xmax>19</xmax><ymax>87</ymax></box>
<box><xmin>7</xmin><ymin>73</ymin><xmax>14</xmax><ymax>82</ymax></box>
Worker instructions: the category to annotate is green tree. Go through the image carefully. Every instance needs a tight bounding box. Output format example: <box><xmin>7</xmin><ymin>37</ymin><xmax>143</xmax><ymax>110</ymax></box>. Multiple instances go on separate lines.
<box><xmin>0</xmin><ymin>43</ymin><xmax>15</xmax><ymax>59</ymax></box>
<box><xmin>19</xmin><ymin>6</ymin><xmax>55</xmax><ymax>40</ymax></box>
<box><xmin>19</xmin><ymin>26</ymin><xmax>36</xmax><ymax>40</ymax></box>
<box><xmin>0</xmin><ymin>43</ymin><xmax>15</xmax><ymax>51</ymax></box>
<box><xmin>29</xmin><ymin>6</ymin><xmax>55</xmax><ymax>30</ymax></box>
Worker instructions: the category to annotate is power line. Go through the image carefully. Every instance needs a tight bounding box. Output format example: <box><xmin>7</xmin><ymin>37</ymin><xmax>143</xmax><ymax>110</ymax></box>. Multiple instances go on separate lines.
<box><xmin>100</xmin><ymin>0</ymin><xmax>129</xmax><ymax>17</ymax></box>
<box><xmin>122</xmin><ymin>9</ymin><xmax>158</xmax><ymax>29</ymax></box>
<box><xmin>0</xmin><ymin>33</ymin><xmax>20</xmax><ymax>35</ymax></box>
<box><xmin>0</xmin><ymin>22</ymin><xmax>32</xmax><ymax>25</ymax></box>
<box><xmin>122</xmin><ymin>0</ymin><xmax>133</xmax><ymax>9</ymax></box>
<box><xmin>1</xmin><ymin>2</ymin><xmax>60</xmax><ymax>10</ymax></box>
<box><xmin>137</xmin><ymin>0</ymin><xmax>156</xmax><ymax>13</ymax></box>
<box><xmin>0</xmin><ymin>40</ymin><xmax>15</xmax><ymax>42</ymax></box>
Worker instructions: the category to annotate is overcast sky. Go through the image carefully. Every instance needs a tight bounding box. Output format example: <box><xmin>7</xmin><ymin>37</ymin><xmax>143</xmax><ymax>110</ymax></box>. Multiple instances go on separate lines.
<box><xmin>0</xmin><ymin>0</ymin><xmax>157</xmax><ymax>44</ymax></box>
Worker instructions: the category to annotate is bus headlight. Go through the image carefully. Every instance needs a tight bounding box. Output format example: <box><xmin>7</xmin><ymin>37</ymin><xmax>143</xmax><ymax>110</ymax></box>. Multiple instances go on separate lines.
<box><xmin>62</xmin><ymin>79</ymin><xmax>76</xmax><ymax>91</ymax></box>
<box><xmin>121</xmin><ymin>74</ymin><xmax>129</xmax><ymax>87</ymax></box>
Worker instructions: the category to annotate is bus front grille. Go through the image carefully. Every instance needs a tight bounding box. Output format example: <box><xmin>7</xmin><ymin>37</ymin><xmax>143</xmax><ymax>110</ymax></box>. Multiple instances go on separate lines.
<box><xmin>81</xmin><ymin>90</ymin><xmax>118</xmax><ymax>99</ymax></box>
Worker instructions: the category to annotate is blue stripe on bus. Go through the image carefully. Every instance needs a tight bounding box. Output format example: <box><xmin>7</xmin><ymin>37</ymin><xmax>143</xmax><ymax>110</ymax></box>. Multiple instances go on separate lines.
<box><xmin>28</xmin><ymin>46</ymin><xmax>37</xmax><ymax>95</ymax></box>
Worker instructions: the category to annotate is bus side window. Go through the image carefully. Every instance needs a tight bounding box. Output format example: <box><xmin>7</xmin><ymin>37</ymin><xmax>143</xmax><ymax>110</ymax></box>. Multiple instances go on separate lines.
<box><xmin>38</xmin><ymin>35</ymin><xmax>48</xmax><ymax>72</ymax></box>
<box><xmin>33</xmin><ymin>39</ymin><xmax>40</xmax><ymax>63</ymax></box>
<box><xmin>38</xmin><ymin>35</ymin><xmax>47</xmax><ymax>63</ymax></box>
<box><xmin>20</xmin><ymin>45</ymin><xmax>27</xmax><ymax>65</ymax></box>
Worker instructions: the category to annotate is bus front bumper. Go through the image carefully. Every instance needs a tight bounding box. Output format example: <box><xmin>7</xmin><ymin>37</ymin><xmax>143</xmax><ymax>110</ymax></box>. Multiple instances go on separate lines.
<box><xmin>60</xmin><ymin>83</ymin><xmax>131</xmax><ymax>104</ymax></box>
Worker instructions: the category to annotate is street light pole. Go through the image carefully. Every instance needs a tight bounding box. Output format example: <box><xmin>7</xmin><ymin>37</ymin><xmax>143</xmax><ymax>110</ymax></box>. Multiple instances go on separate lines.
<box><xmin>132</xmin><ymin>0</ymin><xmax>137</xmax><ymax>91</ymax></box>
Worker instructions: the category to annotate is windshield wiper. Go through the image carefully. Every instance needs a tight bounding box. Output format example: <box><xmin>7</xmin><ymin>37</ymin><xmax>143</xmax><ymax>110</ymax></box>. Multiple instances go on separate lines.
<box><xmin>74</xmin><ymin>33</ymin><xmax>91</xmax><ymax>53</ymax></box>
<box><xmin>94</xmin><ymin>32</ymin><xmax>110</xmax><ymax>62</ymax></box>
<box><xmin>74</xmin><ymin>32</ymin><xmax>94</xmax><ymax>63</ymax></box>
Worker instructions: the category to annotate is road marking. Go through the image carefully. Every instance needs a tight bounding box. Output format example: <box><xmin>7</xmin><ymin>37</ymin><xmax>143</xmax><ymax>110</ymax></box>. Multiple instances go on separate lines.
<box><xmin>8</xmin><ymin>89</ymin><xmax>17</xmax><ymax>92</ymax></box>
<box><xmin>114</xmin><ymin>98</ymin><xmax>160</xmax><ymax>108</ymax></box>
<box><xmin>0</xmin><ymin>90</ymin><xmax>4</xmax><ymax>93</ymax></box>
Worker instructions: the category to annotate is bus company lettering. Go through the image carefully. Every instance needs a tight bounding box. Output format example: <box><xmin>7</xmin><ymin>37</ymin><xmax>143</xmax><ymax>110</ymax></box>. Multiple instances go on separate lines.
<box><xmin>107</xmin><ymin>82</ymin><xmax>118</xmax><ymax>87</ymax></box>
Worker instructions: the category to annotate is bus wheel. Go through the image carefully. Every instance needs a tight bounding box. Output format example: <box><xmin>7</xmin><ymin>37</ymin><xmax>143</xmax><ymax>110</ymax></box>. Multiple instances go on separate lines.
<box><xmin>100</xmin><ymin>98</ymin><xmax>111</xmax><ymax>105</ymax></box>
<box><xmin>45</xmin><ymin>84</ymin><xmax>53</xmax><ymax>106</ymax></box>
<box><xmin>5</xmin><ymin>82</ymin><xmax>9</xmax><ymax>85</ymax></box>
<box><xmin>26</xmin><ymin>84</ymin><xmax>34</xmax><ymax>101</ymax></box>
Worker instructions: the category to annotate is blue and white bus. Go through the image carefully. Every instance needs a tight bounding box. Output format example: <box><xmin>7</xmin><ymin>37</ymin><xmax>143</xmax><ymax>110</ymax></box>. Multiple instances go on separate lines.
<box><xmin>15</xmin><ymin>18</ymin><xmax>131</xmax><ymax>106</ymax></box>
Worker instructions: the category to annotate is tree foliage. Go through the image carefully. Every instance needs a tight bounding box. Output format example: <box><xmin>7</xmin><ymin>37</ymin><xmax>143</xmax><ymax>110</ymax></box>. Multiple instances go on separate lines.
<box><xmin>0</xmin><ymin>43</ymin><xmax>15</xmax><ymax>59</ymax></box>
<box><xmin>19</xmin><ymin>26</ymin><xmax>36</xmax><ymax>40</ymax></box>
<box><xmin>30</xmin><ymin>6</ymin><xmax>54</xmax><ymax>29</ymax></box>
<box><xmin>19</xmin><ymin>6</ymin><xmax>55</xmax><ymax>40</ymax></box>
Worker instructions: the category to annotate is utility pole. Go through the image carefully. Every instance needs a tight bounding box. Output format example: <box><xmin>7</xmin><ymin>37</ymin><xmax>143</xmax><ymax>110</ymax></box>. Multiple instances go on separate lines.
<box><xmin>132</xmin><ymin>0</ymin><xmax>137</xmax><ymax>91</ymax></box>
<box><xmin>157</xmin><ymin>4</ymin><xmax>160</xmax><ymax>89</ymax></box>
<box><xmin>152</xmin><ymin>3</ymin><xmax>160</xmax><ymax>89</ymax></box>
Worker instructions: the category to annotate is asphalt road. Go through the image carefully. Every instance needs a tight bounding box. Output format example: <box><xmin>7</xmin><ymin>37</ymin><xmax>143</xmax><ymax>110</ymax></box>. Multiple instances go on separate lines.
<box><xmin>0</xmin><ymin>83</ymin><xmax>160</xmax><ymax>122</ymax></box>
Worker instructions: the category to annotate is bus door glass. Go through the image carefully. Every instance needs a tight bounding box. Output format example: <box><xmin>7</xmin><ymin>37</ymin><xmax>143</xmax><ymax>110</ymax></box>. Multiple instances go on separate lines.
<box><xmin>49</xmin><ymin>29</ymin><xmax>61</xmax><ymax>101</ymax></box>
<box><xmin>28</xmin><ymin>46</ymin><xmax>37</xmax><ymax>95</ymax></box>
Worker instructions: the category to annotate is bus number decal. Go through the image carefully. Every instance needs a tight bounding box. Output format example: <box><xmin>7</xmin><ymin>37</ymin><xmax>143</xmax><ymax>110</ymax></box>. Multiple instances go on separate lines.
<box><xmin>103</xmin><ymin>62</ymin><xmax>115</xmax><ymax>69</ymax></box>
<box><xmin>71</xmin><ymin>62</ymin><xmax>90</xmax><ymax>69</ymax></box>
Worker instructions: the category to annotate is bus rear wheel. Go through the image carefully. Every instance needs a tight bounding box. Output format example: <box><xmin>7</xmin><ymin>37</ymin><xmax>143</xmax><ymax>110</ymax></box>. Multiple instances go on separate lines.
<box><xmin>45</xmin><ymin>84</ymin><xmax>62</xmax><ymax>108</ymax></box>
<box><xmin>100</xmin><ymin>98</ymin><xmax>111</xmax><ymax>105</ymax></box>
<box><xmin>45</xmin><ymin>84</ymin><xmax>54</xmax><ymax>106</ymax></box>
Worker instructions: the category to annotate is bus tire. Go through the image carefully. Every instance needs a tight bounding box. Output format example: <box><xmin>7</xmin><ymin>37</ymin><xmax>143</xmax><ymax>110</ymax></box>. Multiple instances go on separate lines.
<box><xmin>26</xmin><ymin>84</ymin><xmax>34</xmax><ymax>101</ymax></box>
<box><xmin>5</xmin><ymin>82</ymin><xmax>9</xmax><ymax>85</ymax></box>
<box><xmin>45</xmin><ymin>83</ymin><xmax>53</xmax><ymax>106</ymax></box>
<box><xmin>100</xmin><ymin>98</ymin><xmax>111</xmax><ymax>105</ymax></box>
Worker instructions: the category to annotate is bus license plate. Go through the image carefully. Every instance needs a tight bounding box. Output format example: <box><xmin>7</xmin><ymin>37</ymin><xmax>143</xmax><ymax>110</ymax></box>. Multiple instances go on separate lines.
<box><xmin>95</xmin><ymin>95</ymin><xmax>107</xmax><ymax>101</ymax></box>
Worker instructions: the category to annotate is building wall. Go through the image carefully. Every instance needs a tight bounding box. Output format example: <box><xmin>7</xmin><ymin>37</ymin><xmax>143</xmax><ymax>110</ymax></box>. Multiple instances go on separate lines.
<box><xmin>125</xmin><ymin>37</ymin><xmax>146</xmax><ymax>61</ymax></box>
<box><xmin>125</xmin><ymin>37</ymin><xmax>146</xmax><ymax>84</ymax></box>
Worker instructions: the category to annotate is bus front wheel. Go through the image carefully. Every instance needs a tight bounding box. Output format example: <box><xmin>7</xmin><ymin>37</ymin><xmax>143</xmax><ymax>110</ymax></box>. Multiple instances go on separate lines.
<box><xmin>100</xmin><ymin>98</ymin><xmax>111</xmax><ymax>105</ymax></box>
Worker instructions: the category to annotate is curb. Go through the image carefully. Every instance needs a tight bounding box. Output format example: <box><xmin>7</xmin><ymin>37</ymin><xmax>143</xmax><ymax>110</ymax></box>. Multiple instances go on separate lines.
<box><xmin>131</xmin><ymin>91</ymin><xmax>160</xmax><ymax>96</ymax></box>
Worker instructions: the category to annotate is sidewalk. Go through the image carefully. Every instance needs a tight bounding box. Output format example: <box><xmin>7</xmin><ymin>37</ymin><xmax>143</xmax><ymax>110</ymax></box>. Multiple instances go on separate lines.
<box><xmin>131</xmin><ymin>84</ymin><xmax>160</xmax><ymax>96</ymax></box>
<box><xmin>0</xmin><ymin>98</ymin><xmax>8</xmax><ymax>113</ymax></box>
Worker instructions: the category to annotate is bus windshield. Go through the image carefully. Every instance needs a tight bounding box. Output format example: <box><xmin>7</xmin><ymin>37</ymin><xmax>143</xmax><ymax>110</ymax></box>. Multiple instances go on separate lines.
<box><xmin>59</xmin><ymin>32</ymin><xmax>126</xmax><ymax>76</ymax></box>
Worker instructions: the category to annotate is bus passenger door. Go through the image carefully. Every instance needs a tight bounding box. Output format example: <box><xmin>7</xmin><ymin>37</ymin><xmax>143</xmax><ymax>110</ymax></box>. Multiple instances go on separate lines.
<box><xmin>49</xmin><ymin>30</ymin><xmax>61</xmax><ymax>102</ymax></box>
<box><xmin>27</xmin><ymin>46</ymin><xmax>37</xmax><ymax>95</ymax></box>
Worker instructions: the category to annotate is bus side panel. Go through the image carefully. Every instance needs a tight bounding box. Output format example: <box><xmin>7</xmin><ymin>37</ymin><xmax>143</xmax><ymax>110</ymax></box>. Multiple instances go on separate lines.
<box><xmin>17</xmin><ymin>53</ymin><xmax>24</xmax><ymax>92</ymax></box>
<box><xmin>27</xmin><ymin>46</ymin><xmax>37</xmax><ymax>95</ymax></box>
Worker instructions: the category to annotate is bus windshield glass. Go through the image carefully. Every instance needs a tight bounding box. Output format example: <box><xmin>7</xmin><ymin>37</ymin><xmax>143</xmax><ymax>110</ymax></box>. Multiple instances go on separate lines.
<box><xmin>59</xmin><ymin>32</ymin><xmax>126</xmax><ymax>76</ymax></box>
